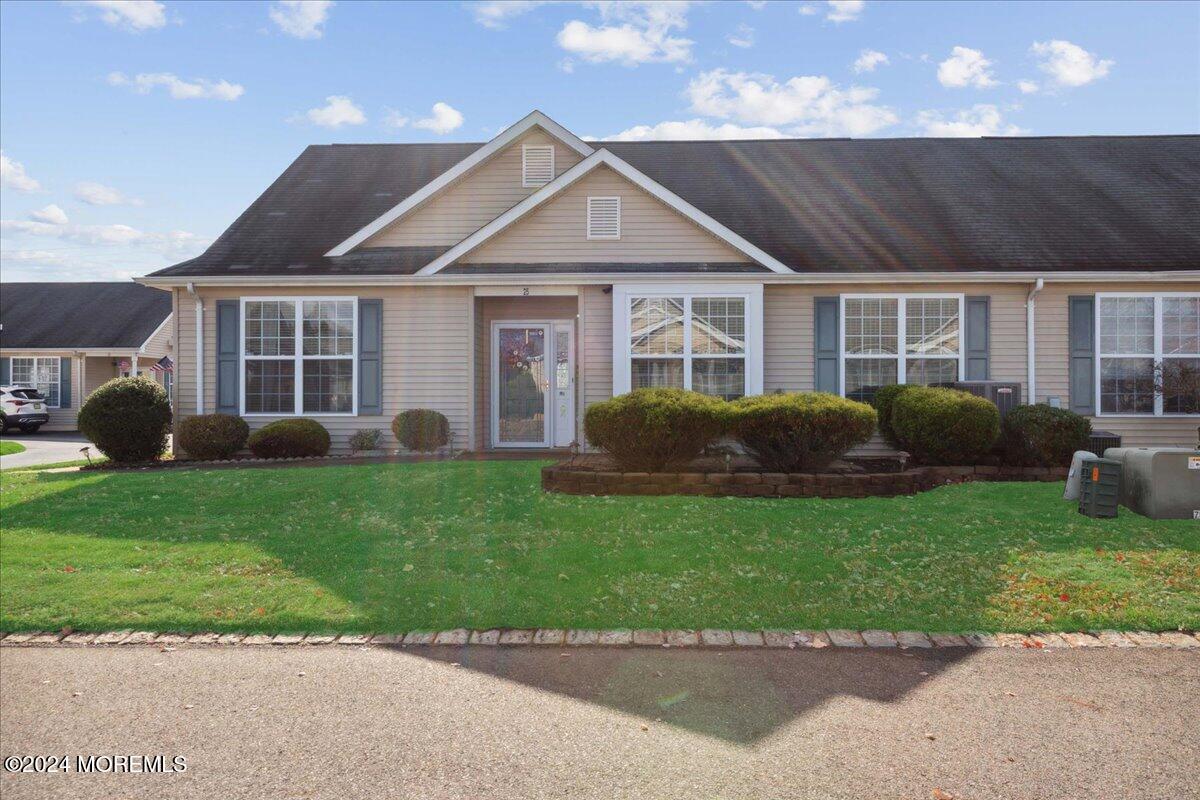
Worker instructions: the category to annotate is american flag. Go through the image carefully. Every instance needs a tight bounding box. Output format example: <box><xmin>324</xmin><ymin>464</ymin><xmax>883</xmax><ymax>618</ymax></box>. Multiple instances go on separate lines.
<box><xmin>149</xmin><ymin>356</ymin><xmax>173</xmax><ymax>374</ymax></box>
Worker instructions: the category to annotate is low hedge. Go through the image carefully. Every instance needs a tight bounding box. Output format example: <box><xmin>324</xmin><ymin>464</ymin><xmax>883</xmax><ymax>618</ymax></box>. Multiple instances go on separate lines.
<box><xmin>872</xmin><ymin>384</ymin><xmax>913</xmax><ymax>449</ymax></box>
<box><xmin>584</xmin><ymin>388</ymin><xmax>730</xmax><ymax>472</ymax></box>
<box><xmin>392</xmin><ymin>409</ymin><xmax>450</xmax><ymax>452</ymax></box>
<box><xmin>177</xmin><ymin>413</ymin><xmax>249</xmax><ymax>460</ymax></box>
<box><xmin>247</xmin><ymin>418</ymin><xmax>330</xmax><ymax>459</ymax></box>
<box><xmin>1000</xmin><ymin>404</ymin><xmax>1092</xmax><ymax>467</ymax></box>
<box><xmin>730</xmin><ymin>392</ymin><xmax>876</xmax><ymax>472</ymax></box>
<box><xmin>891</xmin><ymin>386</ymin><xmax>999</xmax><ymax>465</ymax></box>
<box><xmin>77</xmin><ymin>377</ymin><xmax>172</xmax><ymax>463</ymax></box>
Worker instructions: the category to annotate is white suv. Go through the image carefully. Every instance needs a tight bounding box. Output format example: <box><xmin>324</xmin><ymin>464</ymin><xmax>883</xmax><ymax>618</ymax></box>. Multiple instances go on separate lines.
<box><xmin>0</xmin><ymin>385</ymin><xmax>51</xmax><ymax>434</ymax></box>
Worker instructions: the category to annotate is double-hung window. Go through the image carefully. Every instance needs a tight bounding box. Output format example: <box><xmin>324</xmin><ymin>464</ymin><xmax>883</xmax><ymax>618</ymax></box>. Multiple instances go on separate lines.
<box><xmin>10</xmin><ymin>356</ymin><xmax>60</xmax><ymax>407</ymax></box>
<box><xmin>242</xmin><ymin>298</ymin><xmax>356</xmax><ymax>415</ymax></box>
<box><xmin>1098</xmin><ymin>293</ymin><xmax>1200</xmax><ymax>415</ymax></box>
<box><xmin>841</xmin><ymin>294</ymin><xmax>963</xmax><ymax>403</ymax></box>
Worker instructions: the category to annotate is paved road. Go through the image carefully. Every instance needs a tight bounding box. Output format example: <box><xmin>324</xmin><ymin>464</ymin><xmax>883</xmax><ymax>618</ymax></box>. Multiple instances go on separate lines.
<box><xmin>0</xmin><ymin>432</ymin><xmax>90</xmax><ymax>470</ymax></box>
<box><xmin>1</xmin><ymin>646</ymin><xmax>1196</xmax><ymax>799</ymax></box>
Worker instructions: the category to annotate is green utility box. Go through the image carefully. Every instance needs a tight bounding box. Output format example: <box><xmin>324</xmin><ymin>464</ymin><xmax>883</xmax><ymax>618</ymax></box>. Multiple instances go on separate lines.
<box><xmin>1079</xmin><ymin>458</ymin><xmax>1122</xmax><ymax>518</ymax></box>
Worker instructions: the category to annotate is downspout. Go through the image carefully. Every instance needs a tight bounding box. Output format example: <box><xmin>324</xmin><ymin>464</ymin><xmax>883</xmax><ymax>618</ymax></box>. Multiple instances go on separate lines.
<box><xmin>187</xmin><ymin>282</ymin><xmax>203</xmax><ymax>415</ymax></box>
<box><xmin>1026</xmin><ymin>278</ymin><xmax>1044</xmax><ymax>404</ymax></box>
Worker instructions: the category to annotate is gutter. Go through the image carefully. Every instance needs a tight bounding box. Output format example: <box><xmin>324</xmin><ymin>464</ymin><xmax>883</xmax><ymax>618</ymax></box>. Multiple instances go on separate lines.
<box><xmin>186</xmin><ymin>282</ymin><xmax>203</xmax><ymax>415</ymax></box>
<box><xmin>1026</xmin><ymin>278</ymin><xmax>1044</xmax><ymax>404</ymax></box>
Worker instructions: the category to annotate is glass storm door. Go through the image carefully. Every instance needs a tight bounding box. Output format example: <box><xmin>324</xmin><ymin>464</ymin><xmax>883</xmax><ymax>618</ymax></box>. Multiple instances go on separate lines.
<box><xmin>551</xmin><ymin>322</ymin><xmax>575</xmax><ymax>447</ymax></box>
<box><xmin>495</xmin><ymin>324</ymin><xmax>551</xmax><ymax>448</ymax></box>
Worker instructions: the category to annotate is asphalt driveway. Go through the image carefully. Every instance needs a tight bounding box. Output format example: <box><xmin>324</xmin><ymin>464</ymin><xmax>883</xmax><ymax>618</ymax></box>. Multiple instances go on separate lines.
<box><xmin>1</xmin><ymin>645</ymin><xmax>1196</xmax><ymax>799</ymax></box>
<box><xmin>0</xmin><ymin>432</ymin><xmax>91</xmax><ymax>470</ymax></box>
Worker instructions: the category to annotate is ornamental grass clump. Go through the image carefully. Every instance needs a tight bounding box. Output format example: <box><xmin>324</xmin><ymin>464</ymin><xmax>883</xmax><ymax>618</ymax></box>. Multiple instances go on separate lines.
<box><xmin>583</xmin><ymin>388</ymin><xmax>731</xmax><ymax>472</ymax></box>
<box><xmin>890</xmin><ymin>386</ymin><xmax>999</xmax><ymax>465</ymax></box>
<box><xmin>730</xmin><ymin>392</ymin><xmax>877</xmax><ymax>472</ymax></box>
<box><xmin>76</xmin><ymin>377</ymin><xmax>172</xmax><ymax>463</ymax></box>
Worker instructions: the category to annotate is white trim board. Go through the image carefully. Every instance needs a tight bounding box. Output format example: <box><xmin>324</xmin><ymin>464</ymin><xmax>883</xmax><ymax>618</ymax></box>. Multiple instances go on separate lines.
<box><xmin>416</xmin><ymin>149</ymin><xmax>792</xmax><ymax>276</ymax></box>
<box><xmin>326</xmin><ymin>111</ymin><xmax>594</xmax><ymax>257</ymax></box>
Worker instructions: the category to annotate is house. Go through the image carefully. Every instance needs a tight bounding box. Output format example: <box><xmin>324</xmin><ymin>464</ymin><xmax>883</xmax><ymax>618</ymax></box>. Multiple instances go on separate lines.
<box><xmin>0</xmin><ymin>282</ymin><xmax>174</xmax><ymax>431</ymax></box>
<box><xmin>139</xmin><ymin>111</ymin><xmax>1199</xmax><ymax>454</ymax></box>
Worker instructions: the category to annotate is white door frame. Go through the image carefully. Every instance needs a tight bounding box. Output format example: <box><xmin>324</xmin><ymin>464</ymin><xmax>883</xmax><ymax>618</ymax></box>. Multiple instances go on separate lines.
<box><xmin>490</xmin><ymin>320</ymin><xmax>575</xmax><ymax>449</ymax></box>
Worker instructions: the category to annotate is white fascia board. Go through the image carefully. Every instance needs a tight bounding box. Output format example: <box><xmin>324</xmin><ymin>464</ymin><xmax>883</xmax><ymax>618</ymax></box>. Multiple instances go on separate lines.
<box><xmin>416</xmin><ymin>149</ymin><xmax>794</xmax><ymax>276</ymax></box>
<box><xmin>324</xmin><ymin>111</ymin><xmax>594</xmax><ymax>257</ymax></box>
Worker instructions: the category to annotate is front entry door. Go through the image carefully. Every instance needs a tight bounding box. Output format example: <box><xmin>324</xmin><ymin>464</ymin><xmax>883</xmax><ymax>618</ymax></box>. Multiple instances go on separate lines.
<box><xmin>492</xmin><ymin>321</ymin><xmax>574</xmax><ymax>448</ymax></box>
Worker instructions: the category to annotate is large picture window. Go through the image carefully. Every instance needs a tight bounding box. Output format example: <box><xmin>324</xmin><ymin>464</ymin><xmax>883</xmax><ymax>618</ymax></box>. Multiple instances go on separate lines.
<box><xmin>10</xmin><ymin>356</ymin><xmax>61</xmax><ymax>407</ymax></box>
<box><xmin>242</xmin><ymin>298</ymin><xmax>356</xmax><ymax>415</ymax></box>
<box><xmin>1098</xmin><ymin>293</ymin><xmax>1200</xmax><ymax>416</ymax></box>
<box><xmin>841</xmin><ymin>294</ymin><xmax>963</xmax><ymax>403</ymax></box>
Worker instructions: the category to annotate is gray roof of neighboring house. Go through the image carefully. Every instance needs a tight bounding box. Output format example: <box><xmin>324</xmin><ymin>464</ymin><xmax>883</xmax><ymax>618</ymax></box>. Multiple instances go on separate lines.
<box><xmin>0</xmin><ymin>282</ymin><xmax>172</xmax><ymax>350</ymax></box>
<box><xmin>149</xmin><ymin>135</ymin><xmax>1200</xmax><ymax>278</ymax></box>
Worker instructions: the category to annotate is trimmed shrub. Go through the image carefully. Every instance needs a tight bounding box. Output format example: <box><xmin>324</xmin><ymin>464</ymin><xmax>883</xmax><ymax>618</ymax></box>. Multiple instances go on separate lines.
<box><xmin>872</xmin><ymin>384</ymin><xmax>914</xmax><ymax>448</ymax></box>
<box><xmin>1000</xmin><ymin>404</ymin><xmax>1092</xmax><ymax>467</ymax></box>
<box><xmin>891</xmin><ymin>386</ymin><xmax>1000</xmax><ymax>465</ymax></box>
<box><xmin>247</xmin><ymin>418</ymin><xmax>330</xmax><ymax>459</ymax></box>
<box><xmin>730</xmin><ymin>392</ymin><xmax>877</xmax><ymax>472</ymax></box>
<box><xmin>349</xmin><ymin>428</ymin><xmax>384</xmax><ymax>453</ymax></box>
<box><xmin>584</xmin><ymin>388</ymin><xmax>731</xmax><ymax>471</ymax></box>
<box><xmin>392</xmin><ymin>409</ymin><xmax>450</xmax><ymax>452</ymax></box>
<box><xmin>177</xmin><ymin>413</ymin><xmax>249</xmax><ymax>460</ymax></box>
<box><xmin>77</xmin><ymin>377</ymin><xmax>172</xmax><ymax>463</ymax></box>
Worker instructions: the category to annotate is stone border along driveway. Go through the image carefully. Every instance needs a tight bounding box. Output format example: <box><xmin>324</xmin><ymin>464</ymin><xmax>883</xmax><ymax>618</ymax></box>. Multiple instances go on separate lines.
<box><xmin>2</xmin><ymin>629</ymin><xmax>1197</xmax><ymax>649</ymax></box>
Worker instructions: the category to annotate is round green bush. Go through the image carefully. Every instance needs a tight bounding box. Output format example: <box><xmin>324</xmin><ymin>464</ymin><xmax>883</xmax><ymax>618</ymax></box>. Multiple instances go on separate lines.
<box><xmin>1000</xmin><ymin>404</ymin><xmax>1092</xmax><ymax>467</ymax></box>
<box><xmin>247</xmin><ymin>418</ymin><xmax>330</xmax><ymax>459</ymax></box>
<box><xmin>871</xmin><ymin>383</ymin><xmax>914</xmax><ymax>448</ymax></box>
<box><xmin>891</xmin><ymin>386</ymin><xmax>1000</xmax><ymax>465</ymax></box>
<box><xmin>730</xmin><ymin>392</ymin><xmax>877</xmax><ymax>472</ymax></box>
<box><xmin>392</xmin><ymin>409</ymin><xmax>450</xmax><ymax>452</ymax></box>
<box><xmin>77</xmin><ymin>377</ymin><xmax>172</xmax><ymax>463</ymax></box>
<box><xmin>583</xmin><ymin>388</ymin><xmax>731</xmax><ymax>472</ymax></box>
<box><xmin>177</xmin><ymin>413</ymin><xmax>249</xmax><ymax>460</ymax></box>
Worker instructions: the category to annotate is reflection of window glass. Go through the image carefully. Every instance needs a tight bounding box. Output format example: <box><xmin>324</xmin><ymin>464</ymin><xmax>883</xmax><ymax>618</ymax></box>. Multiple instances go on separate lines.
<box><xmin>628</xmin><ymin>296</ymin><xmax>747</xmax><ymax>399</ymax></box>
<box><xmin>1099</xmin><ymin>295</ymin><xmax>1200</xmax><ymax>415</ymax></box>
<box><xmin>842</xmin><ymin>296</ymin><xmax>961</xmax><ymax>403</ymax></box>
<box><xmin>243</xmin><ymin>298</ymin><xmax>355</xmax><ymax>414</ymax></box>
<box><xmin>10</xmin><ymin>356</ymin><xmax>60</xmax><ymax>406</ymax></box>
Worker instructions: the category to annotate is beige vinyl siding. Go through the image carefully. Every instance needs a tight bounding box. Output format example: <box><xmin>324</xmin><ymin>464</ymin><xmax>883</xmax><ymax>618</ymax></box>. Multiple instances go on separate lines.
<box><xmin>173</xmin><ymin>285</ymin><xmax>473</xmax><ymax>454</ymax></box>
<box><xmin>1035</xmin><ymin>281</ymin><xmax>1200</xmax><ymax>448</ymax></box>
<box><xmin>580</xmin><ymin>286</ymin><xmax>613</xmax><ymax>420</ymax></box>
<box><xmin>363</xmin><ymin>131</ymin><xmax>584</xmax><ymax>248</ymax></box>
<box><xmin>460</xmin><ymin>165</ymin><xmax>752</xmax><ymax>264</ymax></box>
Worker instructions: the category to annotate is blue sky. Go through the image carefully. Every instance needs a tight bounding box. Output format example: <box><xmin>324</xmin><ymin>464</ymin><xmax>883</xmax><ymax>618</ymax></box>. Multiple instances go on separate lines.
<box><xmin>1</xmin><ymin>0</ymin><xmax>1197</xmax><ymax>281</ymax></box>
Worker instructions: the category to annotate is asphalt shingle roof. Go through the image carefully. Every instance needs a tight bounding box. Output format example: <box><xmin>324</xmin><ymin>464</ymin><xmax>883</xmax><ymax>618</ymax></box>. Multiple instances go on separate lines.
<box><xmin>150</xmin><ymin>135</ymin><xmax>1200</xmax><ymax>278</ymax></box>
<box><xmin>0</xmin><ymin>282</ymin><xmax>172</xmax><ymax>350</ymax></box>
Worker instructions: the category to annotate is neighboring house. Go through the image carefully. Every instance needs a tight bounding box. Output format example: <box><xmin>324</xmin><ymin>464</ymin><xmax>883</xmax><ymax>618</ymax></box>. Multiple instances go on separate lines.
<box><xmin>140</xmin><ymin>111</ymin><xmax>1200</xmax><ymax>454</ymax></box>
<box><xmin>0</xmin><ymin>282</ymin><xmax>174</xmax><ymax>431</ymax></box>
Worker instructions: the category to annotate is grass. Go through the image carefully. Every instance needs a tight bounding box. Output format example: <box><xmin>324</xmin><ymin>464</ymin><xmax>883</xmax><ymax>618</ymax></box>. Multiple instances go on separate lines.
<box><xmin>0</xmin><ymin>441</ymin><xmax>26</xmax><ymax>456</ymax></box>
<box><xmin>1</xmin><ymin>461</ymin><xmax>1196</xmax><ymax>634</ymax></box>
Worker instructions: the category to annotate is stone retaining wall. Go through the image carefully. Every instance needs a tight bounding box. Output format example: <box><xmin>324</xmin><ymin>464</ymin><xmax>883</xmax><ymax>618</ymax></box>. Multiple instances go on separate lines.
<box><xmin>542</xmin><ymin>463</ymin><xmax>1070</xmax><ymax>498</ymax></box>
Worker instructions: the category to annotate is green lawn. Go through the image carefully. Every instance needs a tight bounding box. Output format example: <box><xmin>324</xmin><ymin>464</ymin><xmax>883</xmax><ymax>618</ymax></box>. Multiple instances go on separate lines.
<box><xmin>1</xmin><ymin>461</ymin><xmax>1196</xmax><ymax>634</ymax></box>
<box><xmin>0</xmin><ymin>441</ymin><xmax>26</xmax><ymax>456</ymax></box>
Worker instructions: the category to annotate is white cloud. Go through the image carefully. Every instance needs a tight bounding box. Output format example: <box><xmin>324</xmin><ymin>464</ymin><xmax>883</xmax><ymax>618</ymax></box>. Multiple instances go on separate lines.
<box><xmin>107</xmin><ymin>71</ymin><xmax>244</xmax><ymax>101</ymax></box>
<box><xmin>383</xmin><ymin>109</ymin><xmax>409</xmax><ymax>129</ymax></box>
<box><xmin>916</xmin><ymin>104</ymin><xmax>1027</xmax><ymax>137</ymax></box>
<box><xmin>728</xmin><ymin>23</ymin><xmax>754</xmax><ymax>48</ymax></box>
<box><xmin>471</xmin><ymin>0</ymin><xmax>556</xmax><ymax>29</ymax></box>
<box><xmin>937</xmin><ymin>46</ymin><xmax>997</xmax><ymax>88</ymax></box>
<box><xmin>556</xmin><ymin>1</ymin><xmax>694</xmax><ymax>66</ymax></box>
<box><xmin>0</xmin><ymin>249</ymin><xmax>73</xmax><ymax>268</ymax></box>
<box><xmin>412</xmin><ymin>102</ymin><xmax>464</xmax><ymax>135</ymax></box>
<box><xmin>603</xmin><ymin>119</ymin><xmax>787</xmax><ymax>141</ymax></box>
<box><xmin>825</xmin><ymin>0</ymin><xmax>864</xmax><ymax>22</ymax></box>
<box><xmin>268</xmin><ymin>0</ymin><xmax>333</xmax><ymax>39</ymax></box>
<box><xmin>70</xmin><ymin>1</ymin><xmax>166</xmax><ymax>32</ymax></box>
<box><xmin>1017</xmin><ymin>79</ymin><xmax>1039</xmax><ymax>94</ymax></box>
<box><xmin>745</xmin><ymin>0</ymin><xmax>767</xmax><ymax>8</ymax></box>
<box><xmin>0</xmin><ymin>218</ymin><xmax>209</xmax><ymax>254</ymax></box>
<box><xmin>1031</xmin><ymin>39</ymin><xmax>1113</xmax><ymax>88</ymax></box>
<box><xmin>0</xmin><ymin>152</ymin><xmax>41</xmax><ymax>193</ymax></box>
<box><xmin>74</xmin><ymin>181</ymin><xmax>142</xmax><ymax>206</ymax></box>
<box><xmin>30</xmin><ymin>204</ymin><xmax>69</xmax><ymax>225</ymax></box>
<box><xmin>853</xmin><ymin>49</ymin><xmax>888</xmax><ymax>73</ymax></box>
<box><xmin>302</xmin><ymin>95</ymin><xmax>366</xmax><ymax>128</ymax></box>
<box><xmin>685</xmin><ymin>68</ymin><xmax>898</xmax><ymax>137</ymax></box>
<box><xmin>798</xmin><ymin>4</ymin><xmax>818</xmax><ymax>15</ymax></box>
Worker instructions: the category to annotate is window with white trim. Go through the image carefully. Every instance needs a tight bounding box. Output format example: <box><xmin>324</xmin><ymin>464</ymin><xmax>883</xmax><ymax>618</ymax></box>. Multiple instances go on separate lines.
<box><xmin>841</xmin><ymin>295</ymin><xmax>963</xmax><ymax>403</ymax></box>
<box><xmin>1098</xmin><ymin>293</ymin><xmax>1200</xmax><ymax>415</ymax></box>
<box><xmin>587</xmin><ymin>196</ymin><xmax>620</xmax><ymax>240</ymax></box>
<box><xmin>242</xmin><ymin>298</ymin><xmax>356</xmax><ymax>415</ymax></box>
<box><xmin>10</xmin><ymin>356</ymin><xmax>60</xmax><ymax>407</ymax></box>
<box><xmin>628</xmin><ymin>295</ymin><xmax>747</xmax><ymax>399</ymax></box>
<box><xmin>522</xmin><ymin>144</ymin><xmax>554</xmax><ymax>187</ymax></box>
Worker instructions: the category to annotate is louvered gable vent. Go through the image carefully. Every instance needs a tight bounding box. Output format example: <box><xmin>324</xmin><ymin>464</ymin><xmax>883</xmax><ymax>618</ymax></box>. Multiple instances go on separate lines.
<box><xmin>522</xmin><ymin>144</ymin><xmax>554</xmax><ymax>187</ymax></box>
<box><xmin>587</xmin><ymin>196</ymin><xmax>621</xmax><ymax>240</ymax></box>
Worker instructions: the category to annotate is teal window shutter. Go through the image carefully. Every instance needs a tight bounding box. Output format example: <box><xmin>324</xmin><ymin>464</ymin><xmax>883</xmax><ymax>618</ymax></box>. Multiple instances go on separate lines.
<box><xmin>814</xmin><ymin>296</ymin><xmax>840</xmax><ymax>394</ymax></box>
<box><xmin>1068</xmin><ymin>295</ymin><xmax>1095</xmax><ymax>414</ymax></box>
<box><xmin>216</xmin><ymin>300</ymin><xmax>240</xmax><ymax>414</ymax></box>
<box><xmin>358</xmin><ymin>299</ymin><xmax>383</xmax><ymax>415</ymax></box>
<box><xmin>964</xmin><ymin>296</ymin><xmax>990</xmax><ymax>382</ymax></box>
<box><xmin>59</xmin><ymin>357</ymin><xmax>72</xmax><ymax>408</ymax></box>
<box><xmin>0</xmin><ymin>358</ymin><xmax>9</xmax><ymax>385</ymax></box>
